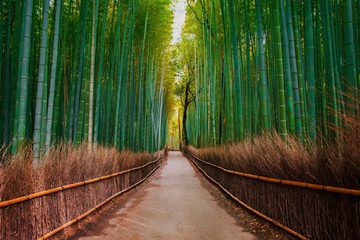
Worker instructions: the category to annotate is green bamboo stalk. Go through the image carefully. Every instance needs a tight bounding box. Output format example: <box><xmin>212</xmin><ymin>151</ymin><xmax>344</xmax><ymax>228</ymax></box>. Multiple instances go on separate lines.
<box><xmin>219</xmin><ymin>0</ymin><xmax>234</xmax><ymax>142</ymax></box>
<box><xmin>279</xmin><ymin>0</ymin><xmax>295</xmax><ymax>135</ymax></box>
<box><xmin>305</xmin><ymin>0</ymin><xmax>316</xmax><ymax>141</ymax></box>
<box><xmin>228</xmin><ymin>0</ymin><xmax>244</xmax><ymax>140</ymax></box>
<box><xmin>137</xmin><ymin>4</ymin><xmax>149</xmax><ymax>150</ymax></box>
<box><xmin>285</xmin><ymin>0</ymin><xmax>303</xmax><ymax>141</ymax></box>
<box><xmin>33</xmin><ymin>0</ymin><xmax>50</xmax><ymax>160</ymax></box>
<box><xmin>344</xmin><ymin>0</ymin><xmax>357</xmax><ymax>115</ymax></box>
<box><xmin>291</xmin><ymin>0</ymin><xmax>307</xmax><ymax>137</ymax></box>
<box><xmin>45</xmin><ymin>0</ymin><xmax>61</xmax><ymax>152</ymax></box>
<box><xmin>256</xmin><ymin>0</ymin><xmax>270</xmax><ymax>131</ymax></box>
<box><xmin>94</xmin><ymin>0</ymin><xmax>109</xmax><ymax>146</ymax></box>
<box><xmin>73</xmin><ymin>0</ymin><xmax>88</xmax><ymax>143</ymax></box>
<box><xmin>114</xmin><ymin>1</ymin><xmax>129</xmax><ymax>148</ymax></box>
<box><xmin>88</xmin><ymin>0</ymin><xmax>99</xmax><ymax>149</ymax></box>
<box><xmin>12</xmin><ymin>0</ymin><xmax>33</xmax><ymax>152</ymax></box>
<box><xmin>274</xmin><ymin>0</ymin><xmax>288</xmax><ymax>138</ymax></box>
<box><xmin>321</xmin><ymin>0</ymin><xmax>339</xmax><ymax>138</ymax></box>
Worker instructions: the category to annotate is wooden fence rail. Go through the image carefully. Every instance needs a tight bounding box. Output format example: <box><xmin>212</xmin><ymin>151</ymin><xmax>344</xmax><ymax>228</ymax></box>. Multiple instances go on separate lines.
<box><xmin>187</xmin><ymin>152</ymin><xmax>360</xmax><ymax>197</ymax></box>
<box><xmin>0</xmin><ymin>157</ymin><xmax>162</xmax><ymax>208</ymax></box>
<box><xmin>186</xmin><ymin>152</ymin><xmax>309</xmax><ymax>240</ymax></box>
<box><xmin>184</xmin><ymin>149</ymin><xmax>360</xmax><ymax>240</ymax></box>
<box><xmin>38</xmin><ymin>164</ymin><xmax>161</xmax><ymax>239</ymax></box>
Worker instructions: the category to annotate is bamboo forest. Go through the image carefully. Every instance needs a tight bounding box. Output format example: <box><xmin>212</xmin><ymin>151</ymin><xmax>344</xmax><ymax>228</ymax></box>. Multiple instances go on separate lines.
<box><xmin>0</xmin><ymin>0</ymin><xmax>359</xmax><ymax>239</ymax></box>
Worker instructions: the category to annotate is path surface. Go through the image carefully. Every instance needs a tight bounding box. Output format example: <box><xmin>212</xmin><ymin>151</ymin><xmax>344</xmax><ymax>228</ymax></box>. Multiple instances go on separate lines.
<box><xmin>74</xmin><ymin>151</ymin><xmax>258</xmax><ymax>240</ymax></box>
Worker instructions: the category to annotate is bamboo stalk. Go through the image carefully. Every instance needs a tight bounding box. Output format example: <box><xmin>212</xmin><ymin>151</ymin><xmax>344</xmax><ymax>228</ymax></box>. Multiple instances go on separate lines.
<box><xmin>186</xmin><ymin>152</ymin><xmax>360</xmax><ymax>197</ymax></box>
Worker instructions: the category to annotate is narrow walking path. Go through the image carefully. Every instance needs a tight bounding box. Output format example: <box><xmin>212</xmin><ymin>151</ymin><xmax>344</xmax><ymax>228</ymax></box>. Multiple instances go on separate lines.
<box><xmin>72</xmin><ymin>151</ymin><xmax>259</xmax><ymax>240</ymax></box>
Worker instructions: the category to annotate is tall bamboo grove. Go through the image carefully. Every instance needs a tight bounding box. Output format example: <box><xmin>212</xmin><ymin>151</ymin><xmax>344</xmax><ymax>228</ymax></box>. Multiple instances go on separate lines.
<box><xmin>182</xmin><ymin>0</ymin><xmax>360</xmax><ymax>147</ymax></box>
<box><xmin>0</xmin><ymin>0</ymin><xmax>174</xmax><ymax>159</ymax></box>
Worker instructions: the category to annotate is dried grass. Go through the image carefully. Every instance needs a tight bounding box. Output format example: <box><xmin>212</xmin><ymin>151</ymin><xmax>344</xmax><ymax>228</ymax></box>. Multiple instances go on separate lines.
<box><xmin>0</xmin><ymin>145</ymin><xmax>165</xmax><ymax>239</ymax></box>
<box><xmin>184</xmin><ymin>118</ymin><xmax>360</xmax><ymax>239</ymax></box>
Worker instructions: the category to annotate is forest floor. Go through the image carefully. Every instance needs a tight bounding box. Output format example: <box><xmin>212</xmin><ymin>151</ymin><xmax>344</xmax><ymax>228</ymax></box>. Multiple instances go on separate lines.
<box><xmin>64</xmin><ymin>151</ymin><xmax>289</xmax><ymax>240</ymax></box>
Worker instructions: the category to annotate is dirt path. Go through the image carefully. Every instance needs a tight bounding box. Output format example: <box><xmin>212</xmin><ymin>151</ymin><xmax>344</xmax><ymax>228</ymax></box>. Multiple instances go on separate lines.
<box><xmin>71</xmin><ymin>151</ymin><xmax>284</xmax><ymax>240</ymax></box>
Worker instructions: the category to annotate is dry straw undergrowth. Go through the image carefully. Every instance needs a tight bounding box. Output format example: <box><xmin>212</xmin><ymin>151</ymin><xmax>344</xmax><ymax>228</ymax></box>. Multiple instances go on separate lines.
<box><xmin>185</xmin><ymin>117</ymin><xmax>360</xmax><ymax>240</ymax></box>
<box><xmin>188</xmin><ymin>120</ymin><xmax>360</xmax><ymax>189</ymax></box>
<box><xmin>0</xmin><ymin>145</ymin><xmax>163</xmax><ymax>239</ymax></box>
<box><xmin>0</xmin><ymin>145</ymin><xmax>156</xmax><ymax>198</ymax></box>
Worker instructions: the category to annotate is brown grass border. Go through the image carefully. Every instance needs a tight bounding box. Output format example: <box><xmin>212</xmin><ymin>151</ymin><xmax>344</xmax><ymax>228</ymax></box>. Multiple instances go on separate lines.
<box><xmin>187</xmin><ymin>152</ymin><xmax>360</xmax><ymax>197</ymax></box>
<box><xmin>187</xmin><ymin>153</ymin><xmax>309</xmax><ymax>240</ymax></box>
<box><xmin>0</xmin><ymin>146</ymin><xmax>168</xmax><ymax>239</ymax></box>
<box><xmin>0</xmin><ymin>157</ymin><xmax>162</xmax><ymax>208</ymax></box>
<box><xmin>38</xmin><ymin>164</ymin><xmax>161</xmax><ymax>240</ymax></box>
<box><xmin>183</xmin><ymin>143</ymin><xmax>360</xmax><ymax>240</ymax></box>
